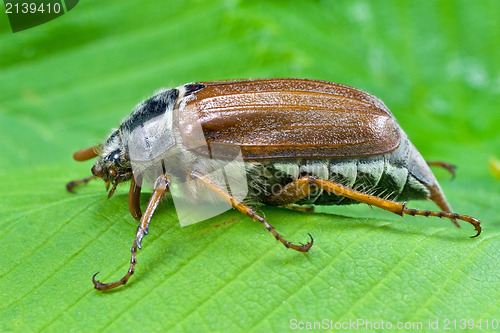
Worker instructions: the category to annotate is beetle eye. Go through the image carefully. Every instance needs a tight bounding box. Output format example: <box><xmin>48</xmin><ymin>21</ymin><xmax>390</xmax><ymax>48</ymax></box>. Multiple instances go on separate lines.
<box><xmin>104</xmin><ymin>149</ymin><xmax>121</xmax><ymax>165</ymax></box>
<box><xmin>108</xmin><ymin>169</ymin><xmax>117</xmax><ymax>177</ymax></box>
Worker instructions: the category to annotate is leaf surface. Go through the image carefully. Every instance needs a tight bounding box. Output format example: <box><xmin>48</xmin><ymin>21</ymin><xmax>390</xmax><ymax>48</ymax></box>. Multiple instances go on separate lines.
<box><xmin>1</xmin><ymin>1</ymin><xmax>499</xmax><ymax>332</ymax></box>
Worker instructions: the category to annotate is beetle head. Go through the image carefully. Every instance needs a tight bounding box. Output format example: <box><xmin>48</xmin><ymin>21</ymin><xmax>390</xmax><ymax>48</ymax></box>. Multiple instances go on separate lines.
<box><xmin>91</xmin><ymin>130</ymin><xmax>132</xmax><ymax>198</ymax></box>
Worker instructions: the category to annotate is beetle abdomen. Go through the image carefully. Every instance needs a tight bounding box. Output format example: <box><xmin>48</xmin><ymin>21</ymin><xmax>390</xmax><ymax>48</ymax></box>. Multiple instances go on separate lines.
<box><xmin>245</xmin><ymin>134</ymin><xmax>432</xmax><ymax>207</ymax></box>
<box><xmin>248</xmin><ymin>158</ymin><xmax>428</xmax><ymax>207</ymax></box>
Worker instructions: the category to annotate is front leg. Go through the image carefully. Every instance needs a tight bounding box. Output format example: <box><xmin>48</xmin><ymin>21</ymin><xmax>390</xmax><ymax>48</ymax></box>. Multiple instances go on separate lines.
<box><xmin>93</xmin><ymin>174</ymin><xmax>170</xmax><ymax>290</ymax></box>
<box><xmin>128</xmin><ymin>176</ymin><xmax>142</xmax><ymax>220</ymax></box>
<box><xmin>66</xmin><ymin>176</ymin><xmax>97</xmax><ymax>193</ymax></box>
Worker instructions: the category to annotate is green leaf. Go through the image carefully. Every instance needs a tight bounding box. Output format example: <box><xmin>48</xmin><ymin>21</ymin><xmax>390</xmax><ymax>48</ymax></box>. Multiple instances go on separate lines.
<box><xmin>1</xmin><ymin>1</ymin><xmax>499</xmax><ymax>332</ymax></box>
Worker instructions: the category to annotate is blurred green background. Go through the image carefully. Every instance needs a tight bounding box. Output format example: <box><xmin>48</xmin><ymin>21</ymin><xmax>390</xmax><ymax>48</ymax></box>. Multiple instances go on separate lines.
<box><xmin>1</xmin><ymin>1</ymin><xmax>499</xmax><ymax>332</ymax></box>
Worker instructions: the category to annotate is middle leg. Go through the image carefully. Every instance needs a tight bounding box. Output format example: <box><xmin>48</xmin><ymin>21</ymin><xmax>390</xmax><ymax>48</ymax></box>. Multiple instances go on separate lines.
<box><xmin>189</xmin><ymin>171</ymin><xmax>313</xmax><ymax>252</ymax></box>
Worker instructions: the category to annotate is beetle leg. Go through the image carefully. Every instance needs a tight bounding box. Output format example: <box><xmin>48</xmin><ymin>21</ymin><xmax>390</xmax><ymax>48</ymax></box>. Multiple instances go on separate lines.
<box><xmin>107</xmin><ymin>182</ymin><xmax>118</xmax><ymax>199</ymax></box>
<box><xmin>427</xmin><ymin>161</ymin><xmax>457</xmax><ymax>179</ymax></box>
<box><xmin>189</xmin><ymin>171</ymin><xmax>313</xmax><ymax>252</ymax></box>
<box><xmin>66</xmin><ymin>175</ymin><xmax>97</xmax><ymax>193</ymax></box>
<box><xmin>128</xmin><ymin>176</ymin><xmax>142</xmax><ymax>220</ymax></box>
<box><xmin>269</xmin><ymin>176</ymin><xmax>481</xmax><ymax>238</ymax></box>
<box><xmin>265</xmin><ymin>178</ymin><xmax>318</xmax><ymax>206</ymax></box>
<box><xmin>312</xmin><ymin>177</ymin><xmax>480</xmax><ymax>237</ymax></box>
<box><xmin>93</xmin><ymin>174</ymin><xmax>170</xmax><ymax>290</ymax></box>
<box><xmin>283</xmin><ymin>205</ymin><xmax>315</xmax><ymax>213</ymax></box>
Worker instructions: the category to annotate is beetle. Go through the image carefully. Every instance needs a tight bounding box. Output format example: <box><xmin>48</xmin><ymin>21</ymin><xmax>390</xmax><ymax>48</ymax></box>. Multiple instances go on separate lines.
<box><xmin>68</xmin><ymin>78</ymin><xmax>481</xmax><ymax>290</ymax></box>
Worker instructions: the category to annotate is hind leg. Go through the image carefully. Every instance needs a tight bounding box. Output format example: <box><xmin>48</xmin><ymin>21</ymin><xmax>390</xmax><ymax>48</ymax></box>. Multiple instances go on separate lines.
<box><xmin>266</xmin><ymin>176</ymin><xmax>481</xmax><ymax>238</ymax></box>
